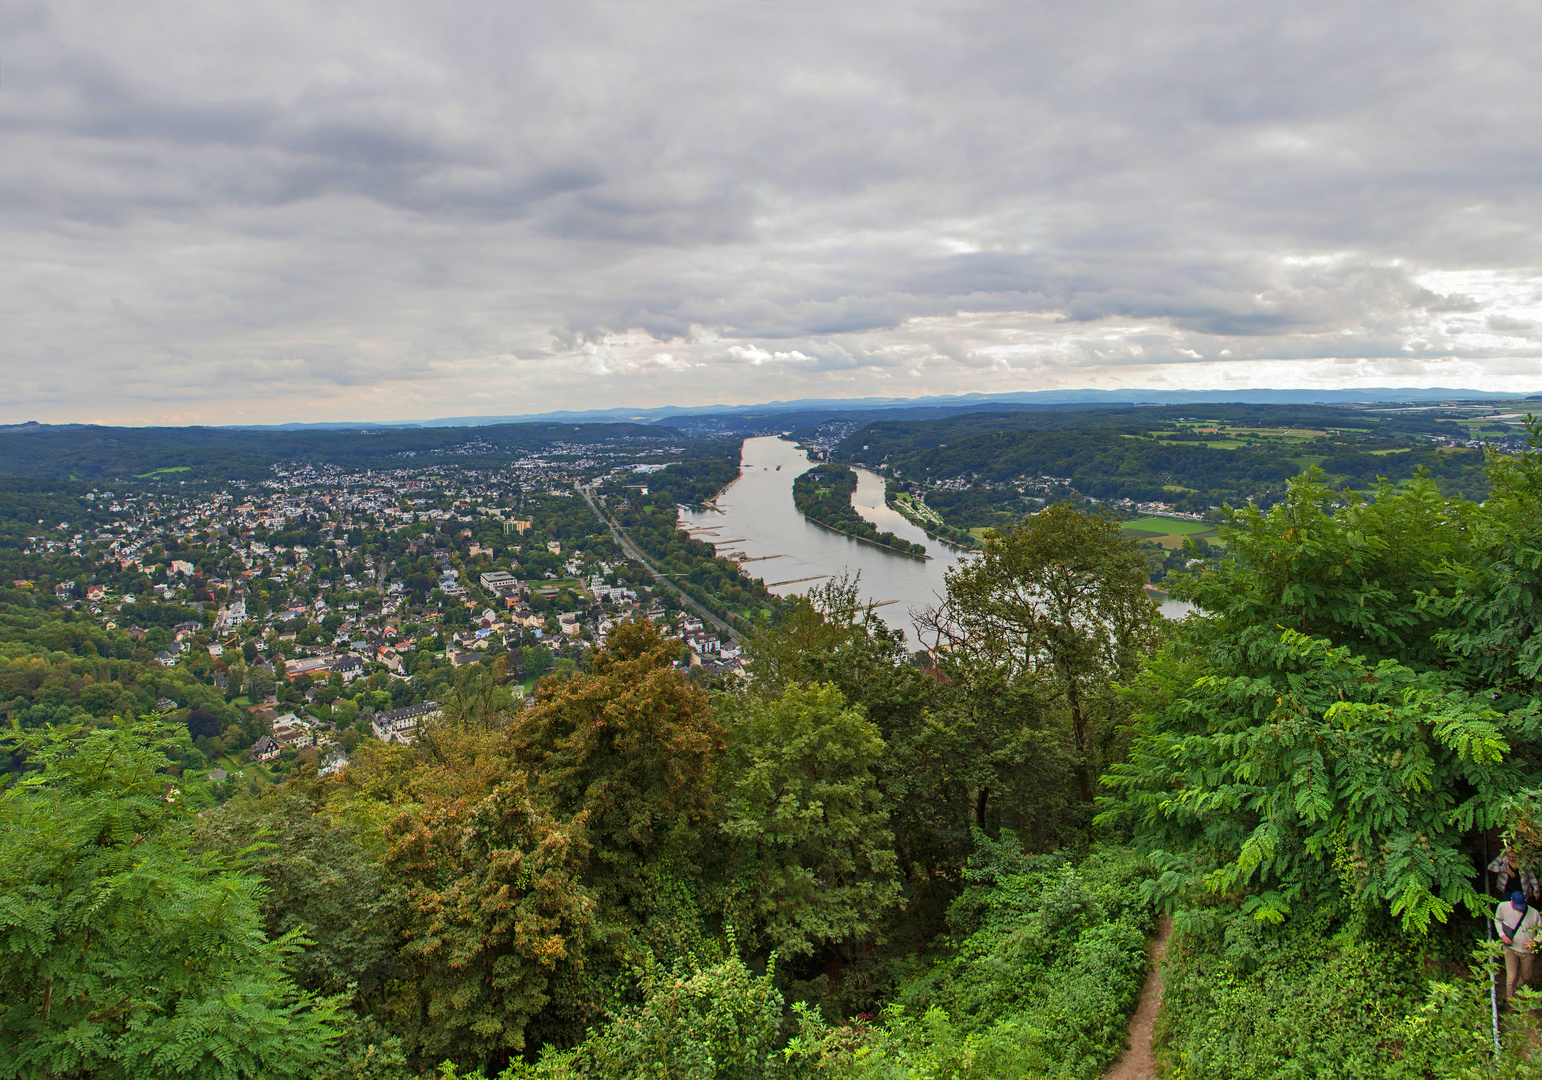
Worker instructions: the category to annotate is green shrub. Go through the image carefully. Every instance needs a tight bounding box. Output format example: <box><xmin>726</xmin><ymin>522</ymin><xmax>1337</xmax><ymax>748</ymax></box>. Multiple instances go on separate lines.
<box><xmin>853</xmin><ymin>835</ymin><xmax>1156</xmax><ymax>1080</ymax></box>
<box><xmin>1153</xmin><ymin>899</ymin><xmax>1533</xmax><ymax>1079</ymax></box>
<box><xmin>503</xmin><ymin>950</ymin><xmax>785</xmax><ymax>1080</ymax></box>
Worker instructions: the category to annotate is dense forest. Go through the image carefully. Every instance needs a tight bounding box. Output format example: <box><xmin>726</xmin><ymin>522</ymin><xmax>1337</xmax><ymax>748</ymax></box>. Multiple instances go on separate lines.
<box><xmin>791</xmin><ymin>465</ymin><xmax>927</xmax><ymax>556</ymax></box>
<box><xmin>840</xmin><ymin>404</ymin><xmax>1501</xmax><ymax>517</ymax></box>
<box><xmin>20</xmin><ymin>424</ymin><xmax>1542</xmax><ymax>1077</ymax></box>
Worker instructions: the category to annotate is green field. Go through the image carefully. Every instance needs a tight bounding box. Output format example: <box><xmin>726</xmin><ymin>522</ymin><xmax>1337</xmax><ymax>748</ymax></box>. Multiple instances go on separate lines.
<box><xmin>215</xmin><ymin>752</ymin><xmax>272</xmax><ymax>786</ymax></box>
<box><xmin>1122</xmin><ymin>515</ymin><xmax>1218</xmax><ymax>550</ymax></box>
<box><xmin>1122</xmin><ymin>516</ymin><xmax>1212</xmax><ymax>535</ymax></box>
<box><xmin>135</xmin><ymin>465</ymin><xmax>192</xmax><ymax>477</ymax></box>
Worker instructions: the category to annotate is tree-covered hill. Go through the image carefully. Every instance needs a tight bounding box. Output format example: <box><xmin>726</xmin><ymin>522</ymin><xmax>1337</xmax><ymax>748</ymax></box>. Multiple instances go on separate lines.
<box><xmin>0</xmin><ymin>421</ymin><xmax>693</xmax><ymax>480</ymax></box>
<box><xmin>836</xmin><ymin>403</ymin><xmax>1499</xmax><ymax>514</ymax></box>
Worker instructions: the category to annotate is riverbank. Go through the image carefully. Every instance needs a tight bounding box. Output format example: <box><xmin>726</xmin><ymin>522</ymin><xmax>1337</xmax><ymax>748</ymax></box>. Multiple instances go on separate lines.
<box><xmin>800</xmin><ymin>512</ymin><xmax>933</xmax><ymax>560</ymax></box>
<box><xmin>679</xmin><ymin>437</ymin><xmax>966</xmax><ymax>649</ymax></box>
<box><xmin>575</xmin><ymin>482</ymin><xmax>746</xmax><ymax>641</ymax></box>
<box><xmin>886</xmin><ymin>490</ymin><xmax>981</xmax><ymax>550</ymax></box>
<box><xmin>792</xmin><ymin>464</ymin><xmax>930</xmax><ymax>557</ymax></box>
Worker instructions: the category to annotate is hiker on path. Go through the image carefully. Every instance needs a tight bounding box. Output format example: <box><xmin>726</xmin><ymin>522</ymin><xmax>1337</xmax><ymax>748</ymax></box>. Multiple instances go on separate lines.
<box><xmin>1489</xmin><ymin>849</ymin><xmax>1541</xmax><ymax>901</ymax></box>
<box><xmin>1495</xmin><ymin>891</ymin><xmax>1542</xmax><ymax>999</ymax></box>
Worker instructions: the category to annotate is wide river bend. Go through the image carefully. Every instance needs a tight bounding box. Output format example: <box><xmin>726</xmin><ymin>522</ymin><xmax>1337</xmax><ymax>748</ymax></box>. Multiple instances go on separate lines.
<box><xmin>678</xmin><ymin>436</ymin><xmax>1190</xmax><ymax>649</ymax></box>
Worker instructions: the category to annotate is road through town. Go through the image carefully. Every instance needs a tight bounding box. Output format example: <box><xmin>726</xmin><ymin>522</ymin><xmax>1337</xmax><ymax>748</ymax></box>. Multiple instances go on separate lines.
<box><xmin>575</xmin><ymin>482</ymin><xmax>741</xmax><ymax>643</ymax></box>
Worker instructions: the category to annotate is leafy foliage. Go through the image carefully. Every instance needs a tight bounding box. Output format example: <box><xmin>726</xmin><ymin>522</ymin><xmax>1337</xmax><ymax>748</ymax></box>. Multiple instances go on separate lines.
<box><xmin>0</xmin><ymin>720</ymin><xmax>344</xmax><ymax>1079</ymax></box>
<box><xmin>1429</xmin><ymin>417</ymin><xmax>1542</xmax><ymax>696</ymax></box>
<box><xmin>382</xmin><ymin>736</ymin><xmax>595</xmax><ymax>1066</ymax></box>
<box><xmin>509</xmin><ymin>618</ymin><xmax>722</xmax><ymax>906</ymax></box>
<box><xmin>1171</xmin><ymin>469</ymin><xmax>1469</xmax><ymax>668</ymax></box>
<box><xmin>715</xmin><ymin>682</ymin><xmax>901</xmax><ymax>958</ymax></box>
<box><xmin>1105</xmin><ymin>629</ymin><xmax>1518</xmax><ymax>933</ymax></box>
<box><xmin>193</xmin><ymin>787</ymin><xmax>398</xmax><ymax>998</ymax></box>
<box><xmin>503</xmin><ymin>949</ymin><xmax>790</xmax><ymax>1080</ymax></box>
<box><xmin>882</xmin><ymin>837</ymin><xmax>1156</xmax><ymax>1080</ymax></box>
<box><xmin>922</xmin><ymin>503</ymin><xmax>1160</xmax><ymax>803</ymax></box>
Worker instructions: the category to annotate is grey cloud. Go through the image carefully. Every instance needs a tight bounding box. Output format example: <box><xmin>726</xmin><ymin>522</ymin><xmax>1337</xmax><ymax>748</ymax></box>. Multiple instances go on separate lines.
<box><xmin>7</xmin><ymin>0</ymin><xmax>1542</xmax><ymax>421</ymax></box>
<box><xmin>1489</xmin><ymin>314</ymin><xmax>1536</xmax><ymax>332</ymax></box>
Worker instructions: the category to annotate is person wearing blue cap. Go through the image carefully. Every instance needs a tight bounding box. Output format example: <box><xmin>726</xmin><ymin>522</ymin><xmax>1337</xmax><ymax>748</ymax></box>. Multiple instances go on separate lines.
<box><xmin>1496</xmin><ymin>890</ymin><xmax>1542</xmax><ymax>999</ymax></box>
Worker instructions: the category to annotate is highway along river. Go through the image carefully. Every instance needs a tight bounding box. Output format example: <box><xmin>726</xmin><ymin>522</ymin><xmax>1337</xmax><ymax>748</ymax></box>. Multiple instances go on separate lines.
<box><xmin>677</xmin><ymin>435</ymin><xmax>1193</xmax><ymax>649</ymax></box>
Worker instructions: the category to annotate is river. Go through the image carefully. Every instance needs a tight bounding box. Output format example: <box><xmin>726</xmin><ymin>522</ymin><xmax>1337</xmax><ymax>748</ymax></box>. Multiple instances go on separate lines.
<box><xmin>677</xmin><ymin>435</ymin><xmax>1189</xmax><ymax>649</ymax></box>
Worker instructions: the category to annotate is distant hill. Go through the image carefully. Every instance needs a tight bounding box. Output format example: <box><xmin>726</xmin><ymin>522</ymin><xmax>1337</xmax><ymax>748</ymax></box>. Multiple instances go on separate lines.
<box><xmin>211</xmin><ymin>386</ymin><xmax>1540</xmax><ymax>431</ymax></box>
<box><xmin>0</xmin><ymin>422</ymin><xmax>683</xmax><ymax>481</ymax></box>
<box><xmin>6</xmin><ymin>389</ymin><xmax>1536</xmax><ymax>479</ymax></box>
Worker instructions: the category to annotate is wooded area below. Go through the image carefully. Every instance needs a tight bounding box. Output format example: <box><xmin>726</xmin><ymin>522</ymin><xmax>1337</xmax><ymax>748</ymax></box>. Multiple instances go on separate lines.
<box><xmin>12</xmin><ymin>411</ymin><xmax>1542</xmax><ymax>1078</ymax></box>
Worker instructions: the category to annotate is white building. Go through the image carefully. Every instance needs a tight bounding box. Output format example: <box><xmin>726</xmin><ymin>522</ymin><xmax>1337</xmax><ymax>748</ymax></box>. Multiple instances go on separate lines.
<box><xmin>370</xmin><ymin>701</ymin><xmax>443</xmax><ymax>745</ymax></box>
<box><xmin>271</xmin><ymin>714</ymin><xmax>314</xmax><ymax>749</ymax></box>
<box><xmin>480</xmin><ymin>570</ymin><xmax>519</xmax><ymax>593</ymax></box>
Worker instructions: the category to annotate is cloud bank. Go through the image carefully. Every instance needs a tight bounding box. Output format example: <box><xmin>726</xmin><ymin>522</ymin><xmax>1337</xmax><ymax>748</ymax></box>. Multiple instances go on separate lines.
<box><xmin>5</xmin><ymin>0</ymin><xmax>1542</xmax><ymax>423</ymax></box>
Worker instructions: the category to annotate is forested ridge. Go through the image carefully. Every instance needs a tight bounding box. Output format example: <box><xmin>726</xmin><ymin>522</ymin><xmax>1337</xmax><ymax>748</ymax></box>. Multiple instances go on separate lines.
<box><xmin>0</xmin><ymin>422</ymin><xmax>693</xmax><ymax>481</ymax></box>
<box><xmin>18</xmin><ymin>426</ymin><xmax>1542</xmax><ymax>1077</ymax></box>
<box><xmin>839</xmin><ymin>403</ymin><xmax>1500</xmax><ymax>519</ymax></box>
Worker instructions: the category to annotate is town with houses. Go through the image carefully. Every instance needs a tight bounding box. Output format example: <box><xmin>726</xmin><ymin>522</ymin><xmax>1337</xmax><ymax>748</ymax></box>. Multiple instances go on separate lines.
<box><xmin>2</xmin><ymin>405</ymin><xmax>1507</xmax><ymax>801</ymax></box>
<box><xmin>6</xmin><ymin>445</ymin><xmax>748</xmax><ymax>796</ymax></box>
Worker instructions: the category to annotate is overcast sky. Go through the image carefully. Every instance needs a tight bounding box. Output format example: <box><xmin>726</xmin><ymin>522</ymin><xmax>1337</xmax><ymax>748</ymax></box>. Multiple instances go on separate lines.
<box><xmin>6</xmin><ymin>1</ymin><xmax>1542</xmax><ymax>425</ymax></box>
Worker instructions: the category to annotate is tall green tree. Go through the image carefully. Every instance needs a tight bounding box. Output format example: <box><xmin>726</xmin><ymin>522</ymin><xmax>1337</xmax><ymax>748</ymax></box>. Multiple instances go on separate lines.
<box><xmin>0</xmin><ymin>720</ymin><xmax>344</xmax><ymax>1079</ymax></box>
<box><xmin>1172</xmin><ymin>469</ymin><xmax>1471</xmax><ymax>670</ymax></box>
<box><xmin>508</xmin><ymin>618</ymin><xmax>722</xmax><ymax>903</ymax></box>
<box><xmin>1101</xmin><ymin>630</ymin><xmax>1518</xmax><ymax>930</ymax></box>
<box><xmin>1430</xmin><ymin>418</ymin><xmax>1542</xmax><ymax>696</ymax></box>
<box><xmin>920</xmin><ymin>663</ymin><xmax>1084</xmax><ymax>851</ymax></box>
<box><xmin>381</xmin><ymin>733</ymin><xmax>594</xmax><ymax>1068</ymax></box>
<box><xmin>920</xmin><ymin>504</ymin><xmax>1160</xmax><ymax>803</ymax></box>
<box><xmin>500</xmin><ymin>618</ymin><xmax>725</xmax><ymax>1049</ymax></box>
<box><xmin>715</xmin><ymin>682</ymin><xmax>901</xmax><ymax>959</ymax></box>
<box><xmin>748</xmin><ymin>578</ymin><xmax>946</xmax><ymax>857</ymax></box>
<box><xmin>193</xmin><ymin>787</ymin><xmax>397</xmax><ymax>1000</ymax></box>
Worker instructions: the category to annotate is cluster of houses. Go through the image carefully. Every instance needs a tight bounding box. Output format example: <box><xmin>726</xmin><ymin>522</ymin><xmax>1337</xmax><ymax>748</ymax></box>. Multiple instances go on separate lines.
<box><xmin>679</xmin><ymin>614</ymin><xmax>742</xmax><ymax>663</ymax></box>
<box><xmin>148</xmin><ymin>620</ymin><xmax>208</xmax><ymax>667</ymax></box>
<box><xmin>34</xmin><ymin>452</ymin><xmax>763</xmax><ymax>790</ymax></box>
<box><xmin>249</xmin><ymin>710</ymin><xmax>320</xmax><ymax>763</ymax></box>
<box><xmin>247</xmin><ymin>700</ymin><xmax>444</xmax><ymax>771</ymax></box>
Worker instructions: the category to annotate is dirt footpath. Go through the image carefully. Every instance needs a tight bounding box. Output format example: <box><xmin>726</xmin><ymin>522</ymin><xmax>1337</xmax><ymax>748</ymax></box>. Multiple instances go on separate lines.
<box><xmin>1103</xmin><ymin>915</ymin><xmax>1173</xmax><ymax>1080</ymax></box>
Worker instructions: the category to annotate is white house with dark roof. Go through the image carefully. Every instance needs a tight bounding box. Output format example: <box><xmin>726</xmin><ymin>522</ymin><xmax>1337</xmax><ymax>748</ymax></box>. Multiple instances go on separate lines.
<box><xmin>330</xmin><ymin>653</ymin><xmax>365</xmax><ymax>681</ymax></box>
<box><xmin>370</xmin><ymin>701</ymin><xmax>443</xmax><ymax>745</ymax></box>
<box><xmin>271</xmin><ymin>714</ymin><xmax>314</xmax><ymax>749</ymax></box>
